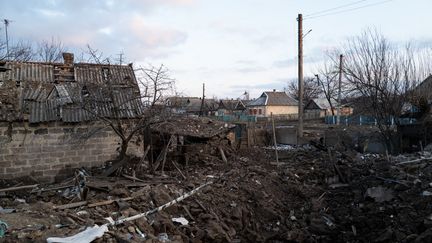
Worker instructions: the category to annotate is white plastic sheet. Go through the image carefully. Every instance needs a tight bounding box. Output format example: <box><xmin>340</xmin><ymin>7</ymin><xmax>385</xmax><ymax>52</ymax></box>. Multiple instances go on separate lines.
<box><xmin>46</xmin><ymin>225</ymin><xmax>108</xmax><ymax>243</ymax></box>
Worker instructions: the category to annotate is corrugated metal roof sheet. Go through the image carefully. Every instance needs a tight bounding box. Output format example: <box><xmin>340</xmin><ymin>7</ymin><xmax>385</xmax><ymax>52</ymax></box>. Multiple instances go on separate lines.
<box><xmin>0</xmin><ymin>61</ymin><xmax>143</xmax><ymax>123</ymax></box>
<box><xmin>0</xmin><ymin>62</ymin><xmax>54</xmax><ymax>82</ymax></box>
<box><xmin>74</xmin><ymin>64</ymin><xmax>136</xmax><ymax>85</ymax></box>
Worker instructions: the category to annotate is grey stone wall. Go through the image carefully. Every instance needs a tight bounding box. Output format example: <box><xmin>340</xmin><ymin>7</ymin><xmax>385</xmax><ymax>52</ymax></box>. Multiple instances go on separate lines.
<box><xmin>0</xmin><ymin>121</ymin><xmax>142</xmax><ymax>182</ymax></box>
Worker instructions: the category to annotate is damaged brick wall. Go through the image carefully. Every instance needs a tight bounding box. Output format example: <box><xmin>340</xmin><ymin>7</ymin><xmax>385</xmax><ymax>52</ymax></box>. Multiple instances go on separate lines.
<box><xmin>0</xmin><ymin>121</ymin><xmax>143</xmax><ymax>182</ymax></box>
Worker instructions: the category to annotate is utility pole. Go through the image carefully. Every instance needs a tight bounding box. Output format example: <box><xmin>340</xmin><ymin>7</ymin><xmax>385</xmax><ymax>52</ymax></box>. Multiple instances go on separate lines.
<box><xmin>3</xmin><ymin>19</ymin><xmax>10</xmax><ymax>59</ymax></box>
<box><xmin>117</xmin><ymin>52</ymin><xmax>124</xmax><ymax>65</ymax></box>
<box><xmin>297</xmin><ymin>13</ymin><xmax>304</xmax><ymax>138</ymax></box>
<box><xmin>337</xmin><ymin>54</ymin><xmax>343</xmax><ymax>125</ymax></box>
<box><xmin>199</xmin><ymin>83</ymin><xmax>205</xmax><ymax>117</ymax></box>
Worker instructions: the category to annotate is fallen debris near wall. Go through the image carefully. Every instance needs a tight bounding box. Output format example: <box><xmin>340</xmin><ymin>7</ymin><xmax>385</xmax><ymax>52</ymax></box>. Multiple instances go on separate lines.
<box><xmin>1</xmin><ymin>136</ymin><xmax>432</xmax><ymax>242</ymax></box>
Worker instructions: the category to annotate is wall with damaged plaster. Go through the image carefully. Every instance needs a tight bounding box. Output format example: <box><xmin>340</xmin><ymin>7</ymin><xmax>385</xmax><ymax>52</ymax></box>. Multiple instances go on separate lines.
<box><xmin>0</xmin><ymin>121</ymin><xmax>143</xmax><ymax>182</ymax></box>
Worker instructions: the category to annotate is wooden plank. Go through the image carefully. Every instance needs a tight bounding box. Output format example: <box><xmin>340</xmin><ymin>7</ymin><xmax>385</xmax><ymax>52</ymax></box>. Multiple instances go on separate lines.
<box><xmin>53</xmin><ymin>201</ymin><xmax>88</xmax><ymax>210</ymax></box>
<box><xmin>102</xmin><ymin>157</ymin><xmax>128</xmax><ymax>177</ymax></box>
<box><xmin>0</xmin><ymin>184</ymin><xmax>39</xmax><ymax>193</ymax></box>
<box><xmin>87</xmin><ymin>197</ymin><xmax>134</xmax><ymax>208</ymax></box>
<box><xmin>219</xmin><ymin>146</ymin><xmax>228</xmax><ymax>164</ymax></box>
<box><xmin>161</xmin><ymin>135</ymin><xmax>175</xmax><ymax>174</ymax></box>
<box><xmin>122</xmin><ymin>173</ymin><xmax>146</xmax><ymax>183</ymax></box>
<box><xmin>54</xmin><ymin>197</ymin><xmax>135</xmax><ymax>210</ymax></box>
<box><xmin>172</xmin><ymin>160</ymin><xmax>187</xmax><ymax>180</ymax></box>
<box><xmin>271</xmin><ymin>113</ymin><xmax>279</xmax><ymax>165</ymax></box>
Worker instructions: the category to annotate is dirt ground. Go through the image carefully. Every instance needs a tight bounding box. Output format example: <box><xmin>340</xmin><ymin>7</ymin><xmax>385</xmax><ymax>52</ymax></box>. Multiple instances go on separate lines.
<box><xmin>1</xmin><ymin>137</ymin><xmax>432</xmax><ymax>242</ymax></box>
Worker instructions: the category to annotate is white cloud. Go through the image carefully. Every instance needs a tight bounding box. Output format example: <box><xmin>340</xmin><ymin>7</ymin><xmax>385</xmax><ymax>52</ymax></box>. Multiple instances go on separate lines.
<box><xmin>36</xmin><ymin>9</ymin><xmax>65</xmax><ymax>17</ymax></box>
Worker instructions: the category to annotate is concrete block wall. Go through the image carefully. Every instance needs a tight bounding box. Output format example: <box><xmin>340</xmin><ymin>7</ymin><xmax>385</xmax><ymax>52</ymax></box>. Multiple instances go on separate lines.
<box><xmin>0</xmin><ymin>121</ymin><xmax>143</xmax><ymax>182</ymax></box>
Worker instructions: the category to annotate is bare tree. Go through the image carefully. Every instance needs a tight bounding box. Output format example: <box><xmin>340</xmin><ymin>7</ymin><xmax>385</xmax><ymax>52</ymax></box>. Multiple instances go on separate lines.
<box><xmin>287</xmin><ymin>76</ymin><xmax>321</xmax><ymax>104</ymax></box>
<box><xmin>36</xmin><ymin>37</ymin><xmax>66</xmax><ymax>62</ymax></box>
<box><xmin>0</xmin><ymin>40</ymin><xmax>34</xmax><ymax>61</ymax></box>
<box><xmin>79</xmin><ymin>47</ymin><xmax>175</xmax><ymax>173</ymax></box>
<box><xmin>315</xmin><ymin>60</ymin><xmax>340</xmax><ymax>116</ymax></box>
<box><xmin>136</xmin><ymin>64</ymin><xmax>175</xmax><ymax>107</ymax></box>
<box><xmin>341</xmin><ymin>29</ymin><xmax>430</xmax><ymax>152</ymax></box>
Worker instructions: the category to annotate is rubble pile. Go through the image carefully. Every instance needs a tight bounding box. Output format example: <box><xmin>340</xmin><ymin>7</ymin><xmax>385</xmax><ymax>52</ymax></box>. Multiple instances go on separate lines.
<box><xmin>277</xmin><ymin>148</ymin><xmax>432</xmax><ymax>242</ymax></box>
<box><xmin>1</xmin><ymin>135</ymin><xmax>432</xmax><ymax>242</ymax></box>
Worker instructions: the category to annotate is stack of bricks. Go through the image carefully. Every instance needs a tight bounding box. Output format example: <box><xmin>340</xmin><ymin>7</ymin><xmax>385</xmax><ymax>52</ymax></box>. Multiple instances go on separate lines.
<box><xmin>0</xmin><ymin>121</ymin><xmax>142</xmax><ymax>182</ymax></box>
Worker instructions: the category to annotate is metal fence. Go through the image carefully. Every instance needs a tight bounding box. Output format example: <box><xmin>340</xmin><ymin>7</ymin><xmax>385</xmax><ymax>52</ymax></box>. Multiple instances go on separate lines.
<box><xmin>213</xmin><ymin>111</ymin><xmax>323</xmax><ymax>123</ymax></box>
<box><xmin>325</xmin><ymin>115</ymin><xmax>417</xmax><ymax>125</ymax></box>
<box><xmin>213</xmin><ymin>115</ymin><xmax>257</xmax><ymax>122</ymax></box>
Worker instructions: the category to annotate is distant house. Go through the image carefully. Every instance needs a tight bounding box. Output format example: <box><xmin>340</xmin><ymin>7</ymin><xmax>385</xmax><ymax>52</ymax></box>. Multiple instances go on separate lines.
<box><xmin>414</xmin><ymin>75</ymin><xmax>432</xmax><ymax>101</ymax></box>
<box><xmin>217</xmin><ymin>99</ymin><xmax>247</xmax><ymax>116</ymax></box>
<box><xmin>247</xmin><ymin>90</ymin><xmax>298</xmax><ymax>117</ymax></box>
<box><xmin>165</xmin><ymin>96</ymin><xmax>199</xmax><ymax>114</ymax></box>
<box><xmin>304</xmin><ymin>98</ymin><xmax>352</xmax><ymax>117</ymax></box>
<box><xmin>165</xmin><ymin>96</ymin><xmax>217</xmax><ymax>116</ymax></box>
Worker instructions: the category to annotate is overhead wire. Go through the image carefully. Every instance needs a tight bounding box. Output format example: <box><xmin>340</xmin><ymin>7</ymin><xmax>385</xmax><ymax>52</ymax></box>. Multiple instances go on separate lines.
<box><xmin>304</xmin><ymin>0</ymin><xmax>396</xmax><ymax>20</ymax></box>
<box><xmin>304</xmin><ymin>0</ymin><xmax>368</xmax><ymax>17</ymax></box>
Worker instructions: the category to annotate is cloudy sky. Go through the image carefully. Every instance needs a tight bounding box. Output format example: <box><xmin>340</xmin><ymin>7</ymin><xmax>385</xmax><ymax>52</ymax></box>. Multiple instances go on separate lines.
<box><xmin>1</xmin><ymin>0</ymin><xmax>431</xmax><ymax>99</ymax></box>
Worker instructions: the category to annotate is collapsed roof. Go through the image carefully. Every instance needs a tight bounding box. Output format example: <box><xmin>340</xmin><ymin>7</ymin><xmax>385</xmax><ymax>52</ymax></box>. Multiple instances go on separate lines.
<box><xmin>0</xmin><ymin>53</ymin><xmax>144</xmax><ymax>123</ymax></box>
<box><xmin>151</xmin><ymin>116</ymin><xmax>235</xmax><ymax>138</ymax></box>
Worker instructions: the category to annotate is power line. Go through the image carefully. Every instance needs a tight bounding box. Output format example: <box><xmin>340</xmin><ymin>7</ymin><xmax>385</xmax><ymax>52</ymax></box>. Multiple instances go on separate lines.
<box><xmin>305</xmin><ymin>0</ymin><xmax>368</xmax><ymax>17</ymax></box>
<box><xmin>304</xmin><ymin>0</ymin><xmax>396</xmax><ymax>20</ymax></box>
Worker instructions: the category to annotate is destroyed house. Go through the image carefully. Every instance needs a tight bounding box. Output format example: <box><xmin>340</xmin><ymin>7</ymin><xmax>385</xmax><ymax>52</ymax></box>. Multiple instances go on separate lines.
<box><xmin>0</xmin><ymin>53</ymin><xmax>144</xmax><ymax>181</ymax></box>
<box><xmin>165</xmin><ymin>96</ymin><xmax>218</xmax><ymax>116</ymax></box>
<box><xmin>217</xmin><ymin>99</ymin><xmax>247</xmax><ymax>116</ymax></box>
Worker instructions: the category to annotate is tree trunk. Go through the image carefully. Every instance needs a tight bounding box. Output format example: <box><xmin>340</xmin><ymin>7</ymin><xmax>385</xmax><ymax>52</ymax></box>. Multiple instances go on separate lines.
<box><xmin>118</xmin><ymin>139</ymin><xmax>128</xmax><ymax>161</ymax></box>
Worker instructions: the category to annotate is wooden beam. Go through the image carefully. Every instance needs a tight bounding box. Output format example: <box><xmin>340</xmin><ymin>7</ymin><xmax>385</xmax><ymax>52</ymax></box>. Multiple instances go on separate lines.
<box><xmin>0</xmin><ymin>184</ymin><xmax>39</xmax><ymax>193</ymax></box>
<box><xmin>219</xmin><ymin>146</ymin><xmax>228</xmax><ymax>164</ymax></box>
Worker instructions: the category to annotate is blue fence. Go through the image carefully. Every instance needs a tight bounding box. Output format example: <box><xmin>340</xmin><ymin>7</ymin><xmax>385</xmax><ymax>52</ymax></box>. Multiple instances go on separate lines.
<box><xmin>325</xmin><ymin>115</ymin><xmax>417</xmax><ymax>125</ymax></box>
<box><xmin>214</xmin><ymin>115</ymin><xmax>257</xmax><ymax>122</ymax></box>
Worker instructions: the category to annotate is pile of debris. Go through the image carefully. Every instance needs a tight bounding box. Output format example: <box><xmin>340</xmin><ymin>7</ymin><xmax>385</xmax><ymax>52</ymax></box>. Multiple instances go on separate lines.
<box><xmin>2</xmin><ymin>131</ymin><xmax>432</xmax><ymax>242</ymax></box>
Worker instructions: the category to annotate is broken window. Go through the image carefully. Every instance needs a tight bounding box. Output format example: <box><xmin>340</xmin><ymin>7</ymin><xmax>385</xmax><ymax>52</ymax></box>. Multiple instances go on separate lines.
<box><xmin>81</xmin><ymin>85</ymin><xmax>89</xmax><ymax>97</ymax></box>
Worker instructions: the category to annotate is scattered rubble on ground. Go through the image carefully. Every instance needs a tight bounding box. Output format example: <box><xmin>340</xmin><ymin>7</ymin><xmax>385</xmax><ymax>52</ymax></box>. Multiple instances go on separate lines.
<box><xmin>1</xmin><ymin>121</ymin><xmax>432</xmax><ymax>242</ymax></box>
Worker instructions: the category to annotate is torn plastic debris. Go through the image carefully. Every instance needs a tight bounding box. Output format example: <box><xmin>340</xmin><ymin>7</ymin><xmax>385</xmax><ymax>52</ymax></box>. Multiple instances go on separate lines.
<box><xmin>0</xmin><ymin>220</ymin><xmax>8</xmax><ymax>238</ymax></box>
<box><xmin>46</xmin><ymin>225</ymin><xmax>108</xmax><ymax>243</ymax></box>
<box><xmin>47</xmin><ymin>180</ymin><xmax>213</xmax><ymax>242</ymax></box>
<box><xmin>135</xmin><ymin>227</ymin><xmax>146</xmax><ymax>238</ymax></box>
<box><xmin>0</xmin><ymin>206</ymin><xmax>16</xmax><ymax>214</ymax></box>
<box><xmin>172</xmin><ymin>217</ymin><xmax>189</xmax><ymax>226</ymax></box>
<box><xmin>158</xmin><ymin>233</ymin><xmax>170</xmax><ymax>242</ymax></box>
<box><xmin>365</xmin><ymin>186</ymin><xmax>394</xmax><ymax>202</ymax></box>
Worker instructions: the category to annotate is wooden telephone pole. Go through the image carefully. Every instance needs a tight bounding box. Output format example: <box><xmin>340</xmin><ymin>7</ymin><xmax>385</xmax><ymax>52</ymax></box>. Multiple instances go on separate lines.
<box><xmin>199</xmin><ymin>83</ymin><xmax>205</xmax><ymax>116</ymax></box>
<box><xmin>337</xmin><ymin>54</ymin><xmax>343</xmax><ymax>125</ymax></box>
<box><xmin>297</xmin><ymin>13</ymin><xmax>304</xmax><ymax>138</ymax></box>
<box><xmin>3</xmin><ymin>19</ymin><xmax>10</xmax><ymax>59</ymax></box>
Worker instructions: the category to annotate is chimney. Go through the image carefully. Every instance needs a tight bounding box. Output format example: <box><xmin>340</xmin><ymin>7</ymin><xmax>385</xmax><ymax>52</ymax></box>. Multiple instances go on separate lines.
<box><xmin>62</xmin><ymin>52</ymin><xmax>74</xmax><ymax>65</ymax></box>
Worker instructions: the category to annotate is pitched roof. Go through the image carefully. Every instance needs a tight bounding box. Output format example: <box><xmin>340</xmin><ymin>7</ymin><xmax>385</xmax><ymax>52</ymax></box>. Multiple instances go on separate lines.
<box><xmin>166</xmin><ymin>96</ymin><xmax>218</xmax><ymax>112</ymax></box>
<box><xmin>248</xmin><ymin>91</ymin><xmax>298</xmax><ymax>106</ymax></box>
<box><xmin>218</xmin><ymin>99</ymin><xmax>242</xmax><ymax>110</ymax></box>
<box><xmin>0</xmin><ymin>57</ymin><xmax>143</xmax><ymax>123</ymax></box>
<box><xmin>414</xmin><ymin>75</ymin><xmax>432</xmax><ymax>100</ymax></box>
<box><xmin>305</xmin><ymin>98</ymin><xmax>338</xmax><ymax>110</ymax></box>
